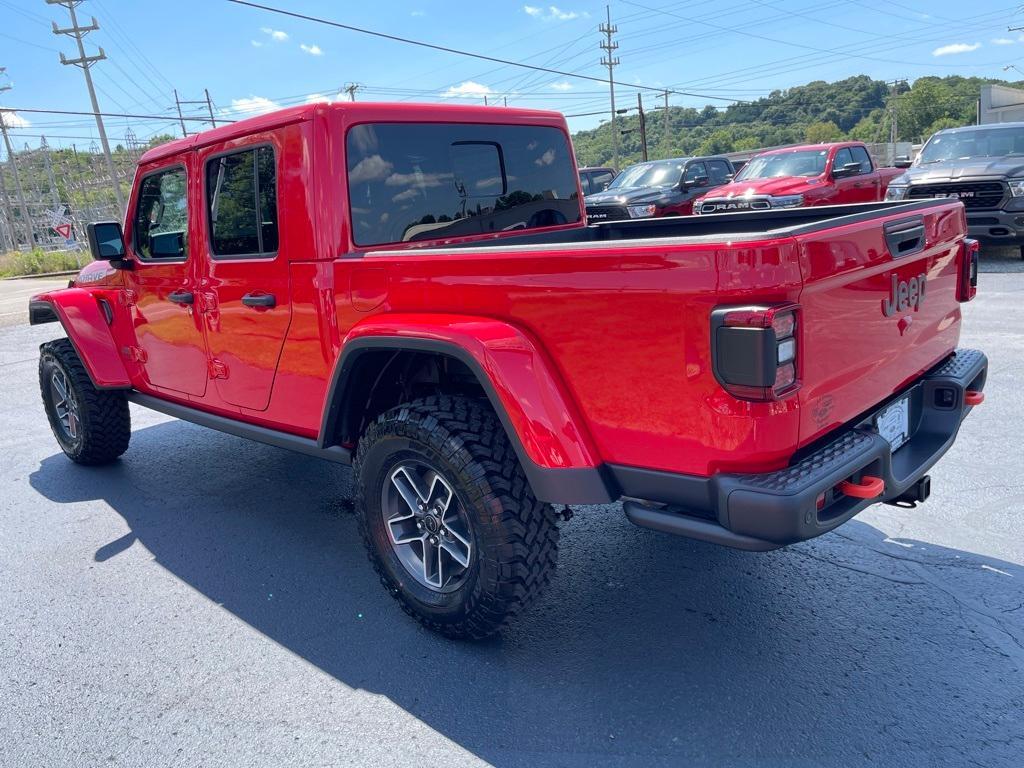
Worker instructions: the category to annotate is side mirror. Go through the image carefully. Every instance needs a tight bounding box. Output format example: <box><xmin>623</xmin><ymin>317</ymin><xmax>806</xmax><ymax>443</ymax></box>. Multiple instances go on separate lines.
<box><xmin>684</xmin><ymin>175</ymin><xmax>710</xmax><ymax>188</ymax></box>
<box><xmin>86</xmin><ymin>221</ymin><xmax>132</xmax><ymax>270</ymax></box>
<box><xmin>894</xmin><ymin>155</ymin><xmax>913</xmax><ymax>169</ymax></box>
<box><xmin>724</xmin><ymin>174</ymin><xmax>734</xmax><ymax>182</ymax></box>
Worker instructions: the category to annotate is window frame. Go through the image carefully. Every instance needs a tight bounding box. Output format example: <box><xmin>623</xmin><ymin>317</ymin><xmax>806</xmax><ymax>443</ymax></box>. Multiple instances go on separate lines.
<box><xmin>850</xmin><ymin>145</ymin><xmax>874</xmax><ymax>174</ymax></box>
<box><xmin>591</xmin><ymin>170</ymin><xmax>614</xmax><ymax>191</ymax></box>
<box><xmin>131</xmin><ymin>162</ymin><xmax>189</xmax><ymax>264</ymax></box>
<box><xmin>683</xmin><ymin>161</ymin><xmax>709</xmax><ymax>184</ymax></box>
<box><xmin>833</xmin><ymin>147</ymin><xmax>861</xmax><ymax>177</ymax></box>
<box><xmin>343</xmin><ymin>120</ymin><xmax>583</xmax><ymax>250</ymax></box>
<box><xmin>203</xmin><ymin>142</ymin><xmax>280</xmax><ymax>261</ymax></box>
<box><xmin>706</xmin><ymin>159</ymin><xmax>731</xmax><ymax>186</ymax></box>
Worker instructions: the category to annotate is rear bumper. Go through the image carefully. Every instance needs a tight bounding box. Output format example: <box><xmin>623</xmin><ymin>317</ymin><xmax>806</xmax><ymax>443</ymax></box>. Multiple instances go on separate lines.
<box><xmin>621</xmin><ymin>348</ymin><xmax>988</xmax><ymax>551</ymax></box>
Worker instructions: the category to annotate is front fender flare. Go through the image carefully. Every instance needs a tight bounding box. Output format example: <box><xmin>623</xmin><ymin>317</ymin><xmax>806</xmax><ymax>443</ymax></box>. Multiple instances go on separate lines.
<box><xmin>30</xmin><ymin>289</ymin><xmax>131</xmax><ymax>389</ymax></box>
<box><xmin>321</xmin><ymin>314</ymin><xmax>614</xmax><ymax>505</ymax></box>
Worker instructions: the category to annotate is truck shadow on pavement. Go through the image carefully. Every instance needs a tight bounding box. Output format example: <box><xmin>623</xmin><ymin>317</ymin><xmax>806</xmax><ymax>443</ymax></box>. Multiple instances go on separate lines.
<box><xmin>30</xmin><ymin>420</ymin><xmax>1024</xmax><ymax>766</ymax></box>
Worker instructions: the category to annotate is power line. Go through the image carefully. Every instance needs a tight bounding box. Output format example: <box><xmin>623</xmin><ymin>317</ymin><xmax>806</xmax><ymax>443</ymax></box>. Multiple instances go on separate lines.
<box><xmin>0</xmin><ymin>107</ymin><xmax>233</xmax><ymax>123</ymax></box>
<box><xmin>223</xmin><ymin>0</ymin><xmax>744</xmax><ymax>104</ymax></box>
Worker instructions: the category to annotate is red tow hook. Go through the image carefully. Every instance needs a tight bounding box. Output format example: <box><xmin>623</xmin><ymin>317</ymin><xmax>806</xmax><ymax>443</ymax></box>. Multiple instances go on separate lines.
<box><xmin>965</xmin><ymin>390</ymin><xmax>985</xmax><ymax>406</ymax></box>
<box><xmin>838</xmin><ymin>475</ymin><xmax>885</xmax><ymax>499</ymax></box>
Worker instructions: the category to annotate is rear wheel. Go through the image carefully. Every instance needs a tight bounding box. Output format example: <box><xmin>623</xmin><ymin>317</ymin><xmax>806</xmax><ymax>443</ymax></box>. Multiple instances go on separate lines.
<box><xmin>39</xmin><ymin>338</ymin><xmax>130</xmax><ymax>465</ymax></box>
<box><xmin>354</xmin><ymin>396</ymin><xmax>559</xmax><ymax>639</ymax></box>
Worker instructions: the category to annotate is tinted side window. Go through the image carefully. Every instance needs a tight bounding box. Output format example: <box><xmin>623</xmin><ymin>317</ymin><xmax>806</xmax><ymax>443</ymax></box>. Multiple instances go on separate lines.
<box><xmin>707</xmin><ymin>159</ymin><xmax>731</xmax><ymax>185</ymax></box>
<box><xmin>850</xmin><ymin>145</ymin><xmax>873</xmax><ymax>173</ymax></box>
<box><xmin>579</xmin><ymin>173</ymin><xmax>592</xmax><ymax>196</ymax></box>
<box><xmin>833</xmin><ymin>148</ymin><xmax>855</xmax><ymax>174</ymax></box>
<box><xmin>134</xmin><ymin>166</ymin><xmax>188</xmax><ymax>260</ymax></box>
<box><xmin>346</xmin><ymin>123</ymin><xmax>581</xmax><ymax>247</ymax></box>
<box><xmin>206</xmin><ymin>146</ymin><xmax>278</xmax><ymax>257</ymax></box>
<box><xmin>683</xmin><ymin>162</ymin><xmax>708</xmax><ymax>184</ymax></box>
<box><xmin>591</xmin><ymin>171</ymin><xmax>614</xmax><ymax>191</ymax></box>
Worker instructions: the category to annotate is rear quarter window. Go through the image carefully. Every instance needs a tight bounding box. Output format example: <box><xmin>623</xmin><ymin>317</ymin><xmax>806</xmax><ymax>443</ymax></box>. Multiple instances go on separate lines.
<box><xmin>346</xmin><ymin>123</ymin><xmax>581</xmax><ymax>247</ymax></box>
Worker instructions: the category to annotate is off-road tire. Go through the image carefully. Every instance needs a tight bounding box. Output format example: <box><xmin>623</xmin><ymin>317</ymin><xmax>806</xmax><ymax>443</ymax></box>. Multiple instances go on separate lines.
<box><xmin>39</xmin><ymin>338</ymin><xmax>130</xmax><ymax>465</ymax></box>
<box><xmin>354</xmin><ymin>395</ymin><xmax>559</xmax><ymax>639</ymax></box>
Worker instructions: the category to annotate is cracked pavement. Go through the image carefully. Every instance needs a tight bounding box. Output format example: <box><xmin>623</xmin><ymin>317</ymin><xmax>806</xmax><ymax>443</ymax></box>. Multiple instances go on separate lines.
<box><xmin>1</xmin><ymin>270</ymin><xmax>1022</xmax><ymax>767</ymax></box>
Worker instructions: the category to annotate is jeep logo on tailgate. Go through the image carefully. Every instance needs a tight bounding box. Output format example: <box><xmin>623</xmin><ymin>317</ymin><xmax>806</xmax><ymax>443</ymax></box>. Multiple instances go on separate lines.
<box><xmin>882</xmin><ymin>272</ymin><xmax>927</xmax><ymax>316</ymax></box>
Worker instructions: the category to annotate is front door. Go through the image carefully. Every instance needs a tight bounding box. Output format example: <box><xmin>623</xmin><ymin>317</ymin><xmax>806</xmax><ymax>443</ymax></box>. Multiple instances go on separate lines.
<box><xmin>124</xmin><ymin>161</ymin><xmax>208</xmax><ymax>397</ymax></box>
<box><xmin>198</xmin><ymin>139</ymin><xmax>292</xmax><ymax>412</ymax></box>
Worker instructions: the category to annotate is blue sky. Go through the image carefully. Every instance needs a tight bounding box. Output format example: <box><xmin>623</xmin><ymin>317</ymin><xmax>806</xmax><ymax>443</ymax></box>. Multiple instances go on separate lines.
<box><xmin>1</xmin><ymin>0</ymin><xmax>1023</xmax><ymax>152</ymax></box>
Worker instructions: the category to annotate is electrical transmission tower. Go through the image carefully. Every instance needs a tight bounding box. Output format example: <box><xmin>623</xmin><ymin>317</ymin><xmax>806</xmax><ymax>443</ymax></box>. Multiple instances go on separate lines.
<box><xmin>48</xmin><ymin>0</ymin><xmax>125</xmax><ymax>213</ymax></box>
<box><xmin>0</xmin><ymin>73</ymin><xmax>35</xmax><ymax>249</ymax></box>
<box><xmin>175</xmin><ymin>88</ymin><xmax>218</xmax><ymax>136</ymax></box>
<box><xmin>599</xmin><ymin>5</ymin><xmax>620</xmax><ymax>169</ymax></box>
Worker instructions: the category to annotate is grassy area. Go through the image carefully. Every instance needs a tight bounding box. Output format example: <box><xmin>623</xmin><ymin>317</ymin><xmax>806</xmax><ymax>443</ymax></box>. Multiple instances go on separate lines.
<box><xmin>0</xmin><ymin>249</ymin><xmax>90</xmax><ymax>278</ymax></box>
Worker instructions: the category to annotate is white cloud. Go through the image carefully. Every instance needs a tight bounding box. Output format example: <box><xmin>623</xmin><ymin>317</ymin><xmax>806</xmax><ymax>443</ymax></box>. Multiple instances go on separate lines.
<box><xmin>260</xmin><ymin>27</ymin><xmax>289</xmax><ymax>42</ymax></box>
<box><xmin>2</xmin><ymin>111</ymin><xmax>30</xmax><ymax>128</ymax></box>
<box><xmin>251</xmin><ymin>39</ymin><xmax>263</xmax><ymax>48</ymax></box>
<box><xmin>441</xmin><ymin>80</ymin><xmax>494</xmax><ymax>98</ymax></box>
<box><xmin>550</xmin><ymin>81</ymin><xmax>573</xmax><ymax>91</ymax></box>
<box><xmin>410</xmin><ymin>9</ymin><xmax>425</xmax><ymax>16</ymax></box>
<box><xmin>524</xmin><ymin>5</ymin><xmax>587</xmax><ymax>20</ymax></box>
<box><xmin>992</xmin><ymin>38</ymin><xmax>1015</xmax><ymax>45</ymax></box>
<box><xmin>534</xmin><ymin>148</ymin><xmax>556</xmax><ymax>166</ymax></box>
<box><xmin>226</xmin><ymin>96</ymin><xmax>282</xmax><ymax>116</ymax></box>
<box><xmin>300</xmin><ymin>43</ymin><xmax>323</xmax><ymax>56</ymax></box>
<box><xmin>932</xmin><ymin>42</ymin><xmax>981</xmax><ymax>57</ymax></box>
<box><xmin>304</xmin><ymin>92</ymin><xmax>344</xmax><ymax>104</ymax></box>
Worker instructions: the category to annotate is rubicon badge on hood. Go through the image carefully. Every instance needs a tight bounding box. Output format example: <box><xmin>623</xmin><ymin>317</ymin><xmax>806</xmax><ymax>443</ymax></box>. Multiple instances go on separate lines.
<box><xmin>882</xmin><ymin>273</ymin><xmax>927</xmax><ymax>317</ymax></box>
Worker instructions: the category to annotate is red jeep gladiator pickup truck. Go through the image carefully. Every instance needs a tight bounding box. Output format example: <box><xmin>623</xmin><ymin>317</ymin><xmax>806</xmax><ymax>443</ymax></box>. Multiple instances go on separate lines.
<box><xmin>30</xmin><ymin>103</ymin><xmax>986</xmax><ymax>639</ymax></box>
<box><xmin>694</xmin><ymin>141</ymin><xmax>904</xmax><ymax>214</ymax></box>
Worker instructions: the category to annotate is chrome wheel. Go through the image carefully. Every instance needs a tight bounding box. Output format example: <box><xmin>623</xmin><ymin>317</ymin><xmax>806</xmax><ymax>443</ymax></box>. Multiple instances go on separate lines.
<box><xmin>381</xmin><ymin>462</ymin><xmax>473</xmax><ymax>592</ymax></box>
<box><xmin>50</xmin><ymin>368</ymin><xmax>81</xmax><ymax>443</ymax></box>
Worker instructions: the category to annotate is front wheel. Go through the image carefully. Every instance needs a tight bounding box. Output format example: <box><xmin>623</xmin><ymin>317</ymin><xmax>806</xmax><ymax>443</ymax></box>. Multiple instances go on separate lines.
<box><xmin>354</xmin><ymin>396</ymin><xmax>559</xmax><ymax>639</ymax></box>
<box><xmin>39</xmin><ymin>338</ymin><xmax>130</xmax><ymax>465</ymax></box>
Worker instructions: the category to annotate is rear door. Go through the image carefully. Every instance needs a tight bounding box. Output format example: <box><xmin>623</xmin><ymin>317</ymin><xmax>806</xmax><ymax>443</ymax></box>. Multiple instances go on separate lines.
<box><xmin>197</xmin><ymin>135</ymin><xmax>291</xmax><ymax>412</ymax></box>
<box><xmin>124</xmin><ymin>160</ymin><xmax>209</xmax><ymax>397</ymax></box>
<box><xmin>793</xmin><ymin>201</ymin><xmax>964</xmax><ymax>446</ymax></box>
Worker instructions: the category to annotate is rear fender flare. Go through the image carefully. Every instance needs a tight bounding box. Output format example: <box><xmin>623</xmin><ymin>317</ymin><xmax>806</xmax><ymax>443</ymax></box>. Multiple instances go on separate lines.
<box><xmin>30</xmin><ymin>289</ymin><xmax>131</xmax><ymax>389</ymax></box>
<box><xmin>320</xmin><ymin>314</ymin><xmax>614</xmax><ymax>505</ymax></box>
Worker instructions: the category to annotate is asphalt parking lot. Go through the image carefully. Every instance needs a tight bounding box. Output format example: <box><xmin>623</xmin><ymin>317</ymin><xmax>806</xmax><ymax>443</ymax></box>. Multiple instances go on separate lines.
<box><xmin>2</xmin><ymin>266</ymin><xmax>1023</xmax><ymax>767</ymax></box>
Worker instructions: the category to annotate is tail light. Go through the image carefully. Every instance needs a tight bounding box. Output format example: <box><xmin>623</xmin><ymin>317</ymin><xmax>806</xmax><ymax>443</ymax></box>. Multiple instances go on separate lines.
<box><xmin>711</xmin><ymin>303</ymin><xmax>800</xmax><ymax>401</ymax></box>
<box><xmin>957</xmin><ymin>238</ymin><xmax>979</xmax><ymax>302</ymax></box>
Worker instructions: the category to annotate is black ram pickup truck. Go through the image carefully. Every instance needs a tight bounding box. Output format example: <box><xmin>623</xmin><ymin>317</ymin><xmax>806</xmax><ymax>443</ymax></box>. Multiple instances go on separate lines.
<box><xmin>584</xmin><ymin>155</ymin><xmax>734</xmax><ymax>221</ymax></box>
<box><xmin>886</xmin><ymin>122</ymin><xmax>1024</xmax><ymax>259</ymax></box>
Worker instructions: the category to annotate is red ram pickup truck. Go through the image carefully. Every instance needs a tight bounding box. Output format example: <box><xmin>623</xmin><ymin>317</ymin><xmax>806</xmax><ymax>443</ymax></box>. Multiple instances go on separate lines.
<box><xmin>694</xmin><ymin>141</ymin><xmax>904</xmax><ymax>214</ymax></box>
<box><xmin>30</xmin><ymin>103</ymin><xmax>986</xmax><ymax>639</ymax></box>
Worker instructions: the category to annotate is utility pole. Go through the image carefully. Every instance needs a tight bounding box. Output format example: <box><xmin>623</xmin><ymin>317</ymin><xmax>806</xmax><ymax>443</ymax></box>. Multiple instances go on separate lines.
<box><xmin>662</xmin><ymin>89</ymin><xmax>670</xmax><ymax>156</ymax></box>
<box><xmin>345</xmin><ymin>83</ymin><xmax>360</xmax><ymax>102</ymax></box>
<box><xmin>637</xmin><ymin>93</ymin><xmax>648</xmax><ymax>162</ymax></box>
<box><xmin>599</xmin><ymin>5</ymin><xmax>620</xmax><ymax>169</ymax></box>
<box><xmin>0</xmin><ymin>76</ymin><xmax>34</xmax><ymax>249</ymax></box>
<box><xmin>48</xmin><ymin>0</ymin><xmax>125</xmax><ymax>213</ymax></box>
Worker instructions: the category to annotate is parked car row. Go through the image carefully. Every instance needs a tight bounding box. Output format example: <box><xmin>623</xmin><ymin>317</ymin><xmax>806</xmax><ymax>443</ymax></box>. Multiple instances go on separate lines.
<box><xmin>580</xmin><ymin>141</ymin><xmax>904</xmax><ymax>221</ymax></box>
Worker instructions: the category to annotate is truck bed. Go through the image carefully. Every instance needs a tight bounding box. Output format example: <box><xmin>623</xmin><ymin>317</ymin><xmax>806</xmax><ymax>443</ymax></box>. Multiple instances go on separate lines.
<box><xmin>368</xmin><ymin>201</ymin><xmax>941</xmax><ymax>254</ymax></box>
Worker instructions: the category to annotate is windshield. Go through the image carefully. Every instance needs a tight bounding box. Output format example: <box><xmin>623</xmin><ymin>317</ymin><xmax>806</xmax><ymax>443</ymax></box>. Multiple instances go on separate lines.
<box><xmin>607</xmin><ymin>161</ymin><xmax>684</xmax><ymax>189</ymax></box>
<box><xmin>919</xmin><ymin>127</ymin><xmax>1024</xmax><ymax>164</ymax></box>
<box><xmin>735</xmin><ymin>149</ymin><xmax>828</xmax><ymax>180</ymax></box>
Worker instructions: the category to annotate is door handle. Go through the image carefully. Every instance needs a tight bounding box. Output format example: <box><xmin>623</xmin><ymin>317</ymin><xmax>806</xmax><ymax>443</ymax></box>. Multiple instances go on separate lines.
<box><xmin>168</xmin><ymin>290</ymin><xmax>194</xmax><ymax>305</ymax></box>
<box><xmin>241</xmin><ymin>292</ymin><xmax>276</xmax><ymax>308</ymax></box>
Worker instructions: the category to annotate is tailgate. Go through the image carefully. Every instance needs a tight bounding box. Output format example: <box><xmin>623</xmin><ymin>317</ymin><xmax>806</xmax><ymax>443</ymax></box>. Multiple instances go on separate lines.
<box><xmin>794</xmin><ymin>201</ymin><xmax>965</xmax><ymax>446</ymax></box>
